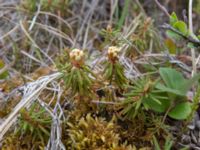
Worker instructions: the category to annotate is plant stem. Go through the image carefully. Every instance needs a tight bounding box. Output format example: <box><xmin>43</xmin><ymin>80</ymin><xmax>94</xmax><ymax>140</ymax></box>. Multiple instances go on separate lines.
<box><xmin>154</xmin><ymin>0</ymin><xmax>170</xmax><ymax>17</ymax></box>
<box><xmin>188</xmin><ymin>0</ymin><xmax>196</xmax><ymax>76</ymax></box>
<box><xmin>162</xmin><ymin>105</ymin><xmax>173</xmax><ymax>124</ymax></box>
<box><xmin>188</xmin><ymin>0</ymin><xmax>194</xmax><ymax>35</ymax></box>
<box><xmin>161</xmin><ymin>24</ymin><xmax>200</xmax><ymax>47</ymax></box>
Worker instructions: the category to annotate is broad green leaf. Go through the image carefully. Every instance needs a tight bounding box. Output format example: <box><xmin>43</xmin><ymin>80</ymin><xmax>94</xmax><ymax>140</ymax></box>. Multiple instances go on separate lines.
<box><xmin>173</xmin><ymin>21</ymin><xmax>188</xmax><ymax>35</ymax></box>
<box><xmin>159</xmin><ymin>67</ymin><xmax>186</xmax><ymax>90</ymax></box>
<box><xmin>164</xmin><ymin>38</ymin><xmax>177</xmax><ymax>54</ymax></box>
<box><xmin>170</xmin><ymin>12</ymin><xmax>178</xmax><ymax>25</ymax></box>
<box><xmin>166</xmin><ymin>30</ymin><xmax>182</xmax><ymax>40</ymax></box>
<box><xmin>156</xmin><ymin>83</ymin><xmax>185</xmax><ymax>96</ymax></box>
<box><xmin>144</xmin><ymin>97</ymin><xmax>170</xmax><ymax>113</ymax></box>
<box><xmin>159</xmin><ymin>68</ymin><xmax>200</xmax><ymax>95</ymax></box>
<box><xmin>168</xmin><ymin>102</ymin><xmax>191</xmax><ymax>120</ymax></box>
<box><xmin>179</xmin><ymin>73</ymin><xmax>200</xmax><ymax>93</ymax></box>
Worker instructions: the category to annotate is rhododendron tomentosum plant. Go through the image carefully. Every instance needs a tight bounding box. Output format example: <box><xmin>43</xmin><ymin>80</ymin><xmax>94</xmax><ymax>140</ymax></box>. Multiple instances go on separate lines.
<box><xmin>60</xmin><ymin>48</ymin><xmax>94</xmax><ymax>96</ymax></box>
<box><xmin>103</xmin><ymin>46</ymin><xmax>127</xmax><ymax>89</ymax></box>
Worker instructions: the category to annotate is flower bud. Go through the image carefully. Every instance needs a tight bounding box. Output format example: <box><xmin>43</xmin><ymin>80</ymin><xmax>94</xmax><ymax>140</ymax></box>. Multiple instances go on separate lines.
<box><xmin>70</xmin><ymin>48</ymin><xmax>85</xmax><ymax>67</ymax></box>
<box><xmin>107</xmin><ymin>46</ymin><xmax>120</xmax><ymax>62</ymax></box>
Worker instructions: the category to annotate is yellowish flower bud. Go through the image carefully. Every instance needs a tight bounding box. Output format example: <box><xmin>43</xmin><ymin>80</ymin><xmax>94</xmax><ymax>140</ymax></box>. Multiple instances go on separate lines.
<box><xmin>75</xmin><ymin>55</ymin><xmax>82</xmax><ymax>61</ymax></box>
<box><xmin>107</xmin><ymin>46</ymin><xmax>120</xmax><ymax>62</ymax></box>
<box><xmin>69</xmin><ymin>48</ymin><xmax>85</xmax><ymax>67</ymax></box>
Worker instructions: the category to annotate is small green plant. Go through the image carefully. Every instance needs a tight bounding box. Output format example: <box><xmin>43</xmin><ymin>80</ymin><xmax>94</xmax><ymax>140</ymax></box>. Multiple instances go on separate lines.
<box><xmin>121</xmin><ymin>67</ymin><xmax>200</xmax><ymax>120</ymax></box>
<box><xmin>121</xmin><ymin>77</ymin><xmax>167</xmax><ymax>119</ymax></box>
<box><xmin>165</xmin><ymin>12</ymin><xmax>200</xmax><ymax>49</ymax></box>
<box><xmin>2</xmin><ymin>103</ymin><xmax>51</xmax><ymax>149</ymax></box>
<box><xmin>100</xmin><ymin>25</ymin><xmax>120</xmax><ymax>45</ymax></box>
<box><xmin>103</xmin><ymin>46</ymin><xmax>127</xmax><ymax>89</ymax></box>
<box><xmin>168</xmin><ymin>12</ymin><xmax>188</xmax><ymax>37</ymax></box>
<box><xmin>60</xmin><ymin>49</ymin><xmax>94</xmax><ymax>96</ymax></box>
<box><xmin>153</xmin><ymin>135</ymin><xmax>173</xmax><ymax>150</ymax></box>
<box><xmin>21</xmin><ymin>0</ymin><xmax>69</xmax><ymax>15</ymax></box>
<box><xmin>154</xmin><ymin>67</ymin><xmax>200</xmax><ymax>120</ymax></box>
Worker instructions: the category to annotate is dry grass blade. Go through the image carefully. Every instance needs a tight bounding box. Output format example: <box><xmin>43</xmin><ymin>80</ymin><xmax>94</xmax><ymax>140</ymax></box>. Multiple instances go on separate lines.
<box><xmin>0</xmin><ymin>72</ymin><xmax>62</xmax><ymax>141</ymax></box>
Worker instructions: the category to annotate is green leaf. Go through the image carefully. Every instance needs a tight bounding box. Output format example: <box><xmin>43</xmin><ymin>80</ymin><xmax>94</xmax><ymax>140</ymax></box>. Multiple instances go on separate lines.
<box><xmin>179</xmin><ymin>73</ymin><xmax>200</xmax><ymax>93</ymax></box>
<box><xmin>38</xmin><ymin>124</ymin><xmax>50</xmax><ymax>136</ymax></box>
<box><xmin>165</xmin><ymin>38</ymin><xmax>177</xmax><ymax>54</ymax></box>
<box><xmin>164</xmin><ymin>137</ymin><xmax>173</xmax><ymax>150</ymax></box>
<box><xmin>104</xmin><ymin>63</ymin><xmax>113</xmax><ymax>79</ymax></box>
<box><xmin>159</xmin><ymin>68</ymin><xmax>200</xmax><ymax>96</ymax></box>
<box><xmin>144</xmin><ymin>97</ymin><xmax>170</xmax><ymax>113</ymax></box>
<box><xmin>168</xmin><ymin>102</ymin><xmax>191</xmax><ymax>120</ymax></box>
<box><xmin>153</xmin><ymin>135</ymin><xmax>161</xmax><ymax>150</ymax></box>
<box><xmin>76</xmin><ymin>70</ymin><xmax>83</xmax><ymax>86</ymax></box>
<box><xmin>30</xmin><ymin>125</ymin><xmax>34</xmax><ymax>134</ymax></box>
<box><xmin>166</xmin><ymin>30</ymin><xmax>182</xmax><ymax>40</ymax></box>
<box><xmin>173</xmin><ymin>21</ymin><xmax>188</xmax><ymax>35</ymax></box>
<box><xmin>156</xmin><ymin>83</ymin><xmax>185</xmax><ymax>96</ymax></box>
<box><xmin>117</xmin><ymin>0</ymin><xmax>131</xmax><ymax>29</ymax></box>
<box><xmin>81</xmin><ymin>70</ymin><xmax>92</xmax><ymax>86</ymax></box>
<box><xmin>22</xmin><ymin>122</ymin><xmax>29</xmax><ymax>133</ymax></box>
<box><xmin>65</xmin><ymin>68</ymin><xmax>75</xmax><ymax>88</ymax></box>
<box><xmin>159</xmin><ymin>67</ymin><xmax>186</xmax><ymax>90</ymax></box>
<box><xmin>170</xmin><ymin>12</ymin><xmax>178</xmax><ymax>25</ymax></box>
